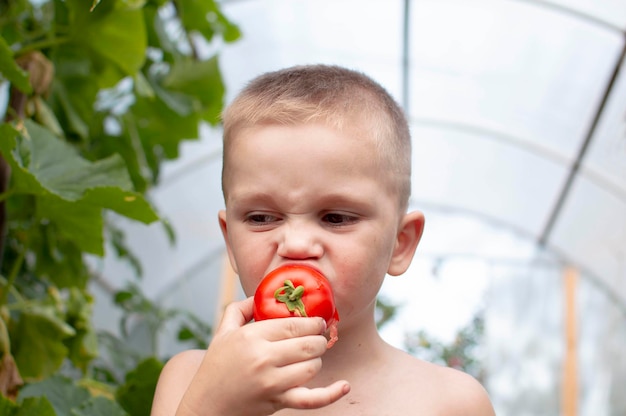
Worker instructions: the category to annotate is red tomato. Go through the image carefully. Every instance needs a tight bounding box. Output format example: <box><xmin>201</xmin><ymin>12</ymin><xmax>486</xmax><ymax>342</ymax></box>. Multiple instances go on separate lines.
<box><xmin>253</xmin><ymin>264</ymin><xmax>339</xmax><ymax>347</ymax></box>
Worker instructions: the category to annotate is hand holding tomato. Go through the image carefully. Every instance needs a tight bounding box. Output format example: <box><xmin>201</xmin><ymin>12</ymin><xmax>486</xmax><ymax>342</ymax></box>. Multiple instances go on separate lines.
<box><xmin>253</xmin><ymin>265</ymin><xmax>339</xmax><ymax>348</ymax></box>
<box><xmin>169</xmin><ymin>297</ymin><xmax>349</xmax><ymax>416</ymax></box>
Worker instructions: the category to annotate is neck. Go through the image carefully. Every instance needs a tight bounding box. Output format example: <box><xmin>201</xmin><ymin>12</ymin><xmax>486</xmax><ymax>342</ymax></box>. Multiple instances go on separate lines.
<box><xmin>319</xmin><ymin>311</ymin><xmax>390</xmax><ymax>374</ymax></box>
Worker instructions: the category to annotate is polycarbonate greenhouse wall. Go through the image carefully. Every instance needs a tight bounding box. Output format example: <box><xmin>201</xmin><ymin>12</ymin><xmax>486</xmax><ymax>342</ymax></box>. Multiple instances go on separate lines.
<box><xmin>90</xmin><ymin>1</ymin><xmax>626</xmax><ymax>415</ymax></box>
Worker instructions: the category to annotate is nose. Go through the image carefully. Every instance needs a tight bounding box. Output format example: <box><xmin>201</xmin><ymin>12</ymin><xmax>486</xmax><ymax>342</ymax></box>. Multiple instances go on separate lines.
<box><xmin>276</xmin><ymin>219</ymin><xmax>323</xmax><ymax>260</ymax></box>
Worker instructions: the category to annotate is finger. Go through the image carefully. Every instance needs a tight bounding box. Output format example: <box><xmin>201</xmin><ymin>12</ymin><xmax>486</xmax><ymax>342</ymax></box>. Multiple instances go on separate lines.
<box><xmin>215</xmin><ymin>297</ymin><xmax>254</xmax><ymax>333</ymax></box>
<box><xmin>255</xmin><ymin>317</ymin><xmax>326</xmax><ymax>342</ymax></box>
<box><xmin>270</xmin><ymin>335</ymin><xmax>328</xmax><ymax>367</ymax></box>
<box><xmin>266</xmin><ymin>355</ymin><xmax>323</xmax><ymax>393</ymax></box>
<box><xmin>278</xmin><ymin>380</ymin><xmax>351</xmax><ymax>410</ymax></box>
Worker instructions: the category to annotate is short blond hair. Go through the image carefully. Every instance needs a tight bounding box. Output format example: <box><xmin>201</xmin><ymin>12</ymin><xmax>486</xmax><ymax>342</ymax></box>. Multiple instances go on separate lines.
<box><xmin>221</xmin><ymin>64</ymin><xmax>412</xmax><ymax>211</ymax></box>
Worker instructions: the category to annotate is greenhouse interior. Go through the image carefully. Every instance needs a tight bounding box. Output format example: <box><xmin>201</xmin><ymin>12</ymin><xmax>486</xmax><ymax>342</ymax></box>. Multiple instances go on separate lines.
<box><xmin>2</xmin><ymin>0</ymin><xmax>624</xmax><ymax>415</ymax></box>
<box><xmin>89</xmin><ymin>0</ymin><xmax>626</xmax><ymax>415</ymax></box>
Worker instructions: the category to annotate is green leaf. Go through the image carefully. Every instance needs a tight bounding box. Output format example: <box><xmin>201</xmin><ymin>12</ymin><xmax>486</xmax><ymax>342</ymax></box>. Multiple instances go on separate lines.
<box><xmin>30</xmin><ymin>222</ymin><xmax>91</xmax><ymax>289</ymax></box>
<box><xmin>16</xmin><ymin>397</ymin><xmax>57</xmax><ymax>416</ymax></box>
<box><xmin>131</xmin><ymin>93</ymin><xmax>200</xmax><ymax>159</ymax></box>
<box><xmin>19</xmin><ymin>375</ymin><xmax>89</xmax><ymax>415</ymax></box>
<box><xmin>115</xmin><ymin>357</ymin><xmax>163</xmax><ymax>416</ymax></box>
<box><xmin>50</xmin><ymin>44</ymin><xmax>100</xmax><ymax>132</ymax></box>
<box><xmin>216</xmin><ymin>10</ymin><xmax>242</xmax><ymax>43</ymax></box>
<box><xmin>176</xmin><ymin>0</ymin><xmax>240</xmax><ymax>44</ymax></box>
<box><xmin>8</xmin><ymin>120</ymin><xmax>133</xmax><ymax>198</ymax></box>
<box><xmin>177</xmin><ymin>0</ymin><xmax>218</xmax><ymax>41</ymax></box>
<box><xmin>49</xmin><ymin>82</ymin><xmax>91</xmax><ymax>140</ymax></box>
<box><xmin>89</xmin><ymin>9</ymin><xmax>146</xmax><ymax>75</ymax></box>
<box><xmin>88</xmin><ymin>128</ymin><xmax>150</xmax><ymax>193</ymax></box>
<box><xmin>0</xmin><ymin>393</ymin><xmax>18</xmax><ymax>415</ymax></box>
<box><xmin>114</xmin><ymin>291</ymin><xmax>134</xmax><ymax>304</ymax></box>
<box><xmin>0</xmin><ymin>395</ymin><xmax>55</xmax><ymax>416</ymax></box>
<box><xmin>177</xmin><ymin>326</ymin><xmax>194</xmax><ymax>340</ymax></box>
<box><xmin>82</xmin><ymin>187</ymin><xmax>158</xmax><ymax>224</ymax></box>
<box><xmin>160</xmin><ymin>218</ymin><xmax>176</xmax><ymax>246</ymax></box>
<box><xmin>11</xmin><ymin>308</ymin><xmax>76</xmax><ymax>380</ymax></box>
<box><xmin>0</xmin><ymin>121</ymin><xmax>159</xmax><ymax>224</ymax></box>
<box><xmin>0</xmin><ymin>36</ymin><xmax>32</xmax><ymax>93</ymax></box>
<box><xmin>36</xmin><ymin>195</ymin><xmax>104</xmax><ymax>255</ymax></box>
<box><xmin>150</xmin><ymin>78</ymin><xmax>196</xmax><ymax>117</ymax></box>
<box><xmin>71</xmin><ymin>396</ymin><xmax>128</xmax><ymax>416</ymax></box>
<box><xmin>162</xmin><ymin>56</ymin><xmax>224</xmax><ymax>120</ymax></box>
<box><xmin>67</xmin><ymin>0</ymin><xmax>147</xmax><ymax>76</ymax></box>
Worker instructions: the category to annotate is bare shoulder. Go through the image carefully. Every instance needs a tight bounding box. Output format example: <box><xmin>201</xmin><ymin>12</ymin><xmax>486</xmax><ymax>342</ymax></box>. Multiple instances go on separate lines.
<box><xmin>151</xmin><ymin>349</ymin><xmax>206</xmax><ymax>416</ymax></box>
<box><xmin>395</xmin><ymin>351</ymin><xmax>495</xmax><ymax>415</ymax></box>
<box><xmin>432</xmin><ymin>363</ymin><xmax>495</xmax><ymax>415</ymax></box>
<box><xmin>163</xmin><ymin>349</ymin><xmax>206</xmax><ymax>372</ymax></box>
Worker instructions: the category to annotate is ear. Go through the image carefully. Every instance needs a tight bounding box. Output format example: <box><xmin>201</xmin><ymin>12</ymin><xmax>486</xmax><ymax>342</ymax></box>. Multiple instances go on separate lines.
<box><xmin>218</xmin><ymin>210</ymin><xmax>239</xmax><ymax>274</ymax></box>
<box><xmin>387</xmin><ymin>210</ymin><xmax>425</xmax><ymax>276</ymax></box>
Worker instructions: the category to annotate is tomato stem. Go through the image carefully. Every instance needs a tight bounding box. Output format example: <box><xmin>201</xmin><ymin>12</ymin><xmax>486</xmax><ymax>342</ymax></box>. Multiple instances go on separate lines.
<box><xmin>274</xmin><ymin>280</ymin><xmax>307</xmax><ymax>317</ymax></box>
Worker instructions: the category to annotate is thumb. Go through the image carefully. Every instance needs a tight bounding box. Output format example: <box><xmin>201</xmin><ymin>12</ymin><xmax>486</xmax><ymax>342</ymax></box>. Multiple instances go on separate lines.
<box><xmin>215</xmin><ymin>297</ymin><xmax>254</xmax><ymax>334</ymax></box>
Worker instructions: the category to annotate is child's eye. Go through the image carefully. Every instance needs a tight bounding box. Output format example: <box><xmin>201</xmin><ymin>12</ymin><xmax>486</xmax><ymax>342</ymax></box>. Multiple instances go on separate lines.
<box><xmin>322</xmin><ymin>213</ymin><xmax>358</xmax><ymax>226</ymax></box>
<box><xmin>246</xmin><ymin>213</ymin><xmax>279</xmax><ymax>225</ymax></box>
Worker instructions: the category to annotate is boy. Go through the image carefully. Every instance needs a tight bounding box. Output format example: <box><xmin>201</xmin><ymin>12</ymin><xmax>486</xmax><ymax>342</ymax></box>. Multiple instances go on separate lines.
<box><xmin>151</xmin><ymin>65</ymin><xmax>495</xmax><ymax>415</ymax></box>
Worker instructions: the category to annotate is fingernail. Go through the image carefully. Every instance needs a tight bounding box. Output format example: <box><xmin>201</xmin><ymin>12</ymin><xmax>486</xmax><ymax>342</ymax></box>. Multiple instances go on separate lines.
<box><xmin>320</xmin><ymin>318</ymin><xmax>327</xmax><ymax>334</ymax></box>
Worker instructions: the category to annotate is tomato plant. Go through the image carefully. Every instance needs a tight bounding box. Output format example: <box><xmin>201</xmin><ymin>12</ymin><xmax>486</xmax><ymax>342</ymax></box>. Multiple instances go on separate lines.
<box><xmin>253</xmin><ymin>265</ymin><xmax>339</xmax><ymax>347</ymax></box>
<box><xmin>0</xmin><ymin>0</ymin><xmax>240</xmax><ymax>412</ymax></box>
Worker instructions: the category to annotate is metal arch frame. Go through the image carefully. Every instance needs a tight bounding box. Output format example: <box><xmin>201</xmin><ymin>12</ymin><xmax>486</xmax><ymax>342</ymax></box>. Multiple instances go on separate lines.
<box><xmin>513</xmin><ymin>0</ymin><xmax>626</xmax><ymax>33</ymax></box>
<box><xmin>538</xmin><ymin>38</ymin><xmax>626</xmax><ymax>245</ymax></box>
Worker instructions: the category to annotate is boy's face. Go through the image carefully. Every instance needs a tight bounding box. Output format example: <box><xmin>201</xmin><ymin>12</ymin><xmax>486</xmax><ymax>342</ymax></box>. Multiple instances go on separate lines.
<box><xmin>219</xmin><ymin>123</ymin><xmax>409</xmax><ymax>327</ymax></box>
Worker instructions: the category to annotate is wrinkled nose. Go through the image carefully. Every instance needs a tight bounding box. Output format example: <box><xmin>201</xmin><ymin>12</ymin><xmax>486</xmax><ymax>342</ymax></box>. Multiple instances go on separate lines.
<box><xmin>277</xmin><ymin>220</ymin><xmax>323</xmax><ymax>260</ymax></box>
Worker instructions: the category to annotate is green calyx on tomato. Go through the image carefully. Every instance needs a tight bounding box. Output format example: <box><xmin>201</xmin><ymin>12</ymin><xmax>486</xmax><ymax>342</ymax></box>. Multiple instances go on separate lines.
<box><xmin>274</xmin><ymin>279</ymin><xmax>308</xmax><ymax>317</ymax></box>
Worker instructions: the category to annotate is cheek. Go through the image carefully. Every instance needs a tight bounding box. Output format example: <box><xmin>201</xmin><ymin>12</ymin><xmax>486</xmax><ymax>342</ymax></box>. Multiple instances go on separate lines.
<box><xmin>333</xmin><ymin>230</ymin><xmax>396</xmax><ymax>293</ymax></box>
<box><xmin>229</xmin><ymin>233</ymin><xmax>276</xmax><ymax>296</ymax></box>
<box><xmin>331</xmin><ymin>250</ymin><xmax>387</xmax><ymax>308</ymax></box>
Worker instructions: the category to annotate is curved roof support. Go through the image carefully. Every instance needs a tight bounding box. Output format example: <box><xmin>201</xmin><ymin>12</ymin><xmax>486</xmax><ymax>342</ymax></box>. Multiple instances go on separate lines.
<box><xmin>538</xmin><ymin>34</ymin><xmax>626</xmax><ymax>246</ymax></box>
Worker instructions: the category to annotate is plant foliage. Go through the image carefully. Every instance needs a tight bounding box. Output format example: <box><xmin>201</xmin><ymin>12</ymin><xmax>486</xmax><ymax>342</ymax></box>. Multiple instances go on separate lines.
<box><xmin>0</xmin><ymin>0</ymin><xmax>240</xmax><ymax>413</ymax></box>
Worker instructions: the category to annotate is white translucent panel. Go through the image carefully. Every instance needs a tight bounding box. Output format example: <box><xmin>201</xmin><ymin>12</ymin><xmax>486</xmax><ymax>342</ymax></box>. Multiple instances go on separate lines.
<box><xmin>583</xmin><ymin>53</ymin><xmax>626</xmax><ymax>200</ymax></box>
<box><xmin>220</xmin><ymin>0</ymin><xmax>405</xmax><ymax>103</ymax></box>
<box><xmin>548</xmin><ymin>175</ymin><xmax>626</xmax><ymax>299</ymax></box>
<box><xmin>483</xmin><ymin>265</ymin><xmax>564</xmax><ymax>415</ymax></box>
<box><xmin>408</xmin><ymin>0</ymin><xmax>623</xmax><ymax>160</ymax></box>
<box><xmin>148</xmin><ymin>160</ymin><xmax>226</xmax><ymax>296</ymax></box>
<box><xmin>411</xmin><ymin>124</ymin><xmax>567</xmax><ymax>238</ymax></box>
<box><xmin>545</xmin><ymin>0</ymin><xmax>626</xmax><ymax>30</ymax></box>
<box><xmin>412</xmin><ymin>209</ymin><xmax>541</xmax><ymax>262</ymax></box>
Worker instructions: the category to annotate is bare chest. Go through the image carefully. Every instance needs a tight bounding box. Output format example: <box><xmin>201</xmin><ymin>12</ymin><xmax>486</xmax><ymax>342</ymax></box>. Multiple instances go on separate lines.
<box><xmin>274</xmin><ymin>377</ymin><xmax>441</xmax><ymax>416</ymax></box>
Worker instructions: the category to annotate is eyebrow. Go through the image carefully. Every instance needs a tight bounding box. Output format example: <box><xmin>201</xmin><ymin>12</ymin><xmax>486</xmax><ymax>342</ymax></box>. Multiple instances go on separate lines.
<box><xmin>227</xmin><ymin>191</ymin><xmax>276</xmax><ymax>206</ymax></box>
<box><xmin>228</xmin><ymin>190</ymin><xmax>375</xmax><ymax>213</ymax></box>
